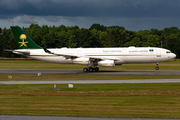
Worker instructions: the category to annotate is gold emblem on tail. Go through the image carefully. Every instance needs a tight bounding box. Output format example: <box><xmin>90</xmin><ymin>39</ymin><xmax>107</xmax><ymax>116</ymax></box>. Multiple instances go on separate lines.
<box><xmin>19</xmin><ymin>34</ymin><xmax>28</xmax><ymax>47</ymax></box>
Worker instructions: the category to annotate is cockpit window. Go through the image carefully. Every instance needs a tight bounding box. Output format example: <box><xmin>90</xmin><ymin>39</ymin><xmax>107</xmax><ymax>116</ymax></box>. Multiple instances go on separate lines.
<box><xmin>166</xmin><ymin>51</ymin><xmax>171</xmax><ymax>53</ymax></box>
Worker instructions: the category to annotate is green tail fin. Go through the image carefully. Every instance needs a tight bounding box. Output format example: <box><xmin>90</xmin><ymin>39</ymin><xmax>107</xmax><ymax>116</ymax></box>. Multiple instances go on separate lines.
<box><xmin>11</xmin><ymin>26</ymin><xmax>42</xmax><ymax>49</ymax></box>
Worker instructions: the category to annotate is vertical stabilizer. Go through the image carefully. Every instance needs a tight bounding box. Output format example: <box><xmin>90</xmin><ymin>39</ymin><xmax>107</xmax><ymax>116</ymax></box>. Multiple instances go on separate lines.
<box><xmin>11</xmin><ymin>26</ymin><xmax>42</xmax><ymax>49</ymax></box>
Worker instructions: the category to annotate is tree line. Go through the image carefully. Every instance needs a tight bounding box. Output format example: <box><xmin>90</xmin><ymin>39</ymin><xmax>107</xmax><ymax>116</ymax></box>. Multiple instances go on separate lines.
<box><xmin>0</xmin><ymin>23</ymin><xmax>180</xmax><ymax>58</ymax></box>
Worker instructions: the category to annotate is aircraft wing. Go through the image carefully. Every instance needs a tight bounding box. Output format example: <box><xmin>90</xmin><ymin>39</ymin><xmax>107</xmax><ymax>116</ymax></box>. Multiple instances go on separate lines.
<box><xmin>86</xmin><ymin>56</ymin><xmax>119</xmax><ymax>61</ymax></box>
<box><xmin>44</xmin><ymin>48</ymin><xmax>79</xmax><ymax>58</ymax></box>
<box><xmin>44</xmin><ymin>48</ymin><xmax>119</xmax><ymax>60</ymax></box>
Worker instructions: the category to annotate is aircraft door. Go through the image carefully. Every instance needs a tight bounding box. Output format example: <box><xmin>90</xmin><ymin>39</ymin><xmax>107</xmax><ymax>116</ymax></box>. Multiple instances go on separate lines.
<box><xmin>156</xmin><ymin>49</ymin><xmax>161</xmax><ymax>57</ymax></box>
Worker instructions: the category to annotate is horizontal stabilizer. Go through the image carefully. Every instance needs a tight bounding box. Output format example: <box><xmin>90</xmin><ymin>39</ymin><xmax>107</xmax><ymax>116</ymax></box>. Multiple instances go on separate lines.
<box><xmin>13</xmin><ymin>50</ymin><xmax>30</xmax><ymax>56</ymax></box>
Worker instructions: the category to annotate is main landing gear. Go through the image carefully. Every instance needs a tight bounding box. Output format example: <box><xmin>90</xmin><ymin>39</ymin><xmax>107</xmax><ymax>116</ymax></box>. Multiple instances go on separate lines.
<box><xmin>83</xmin><ymin>67</ymin><xmax>99</xmax><ymax>72</ymax></box>
<box><xmin>83</xmin><ymin>59</ymin><xmax>99</xmax><ymax>72</ymax></box>
<box><xmin>155</xmin><ymin>62</ymin><xmax>159</xmax><ymax>70</ymax></box>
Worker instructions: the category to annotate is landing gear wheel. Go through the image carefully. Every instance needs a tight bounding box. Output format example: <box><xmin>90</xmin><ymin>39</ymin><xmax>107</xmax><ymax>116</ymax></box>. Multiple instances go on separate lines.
<box><xmin>95</xmin><ymin>67</ymin><xmax>99</xmax><ymax>72</ymax></box>
<box><xmin>89</xmin><ymin>67</ymin><xmax>94</xmax><ymax>72</ymax></box>
<box><xmin>83</xmin><ymin>68</ymin><xmax>88</xmax><ymax>72</ymax></box>
<box><xmin>155</xmin><ymin>67</ymin><xmax>159</xmax><ymax>70</ymax></box>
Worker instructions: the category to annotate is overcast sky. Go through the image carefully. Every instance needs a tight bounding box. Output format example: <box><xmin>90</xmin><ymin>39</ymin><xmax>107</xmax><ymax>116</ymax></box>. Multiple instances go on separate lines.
<box><xmin>0</xmin><ymin>0</ymin><xmax>180</xmax><ymax>31</ymax></box>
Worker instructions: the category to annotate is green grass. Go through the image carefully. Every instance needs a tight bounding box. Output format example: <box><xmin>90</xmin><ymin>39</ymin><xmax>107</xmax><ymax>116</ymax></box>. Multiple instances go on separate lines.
<box><xmin>0</xmin><ymin>59</ymin><xmax>180</xmax><ymax>118</ymax></box>
<box><xmin>0</xmin><ymin>59</ymin><xmax>180</xmax><ymax>70</ymax></box>
<box><xmin>1</xmin><ymin>83</ymin><xmax>180</xmax><ymax>118</ymax></box>
<box><xmin>1</xmin><ymin>74</ymin><xmax>180</xmax><ymax>81</ymax></box>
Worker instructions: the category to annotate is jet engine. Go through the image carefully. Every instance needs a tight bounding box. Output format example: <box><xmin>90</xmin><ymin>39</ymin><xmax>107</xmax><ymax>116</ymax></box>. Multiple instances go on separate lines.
<box><xmin>72</xmin><ymin>58</ymin><xmax>89</xmax><ymax>65</ymax></box>
<box><xmin>98</xmin><ymin>60</ymin><xmax>115</xmax><ymax>67</ymax></box>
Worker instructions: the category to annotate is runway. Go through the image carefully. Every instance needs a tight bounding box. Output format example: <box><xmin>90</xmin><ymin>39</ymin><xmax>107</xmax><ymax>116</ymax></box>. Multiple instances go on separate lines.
<box><xmin>1</xmin><ymin>115</ymin><xmax>180</xmax><ymax>120</ymax></box>
<box><xmin>1</xmin><ymin>79</ymin><xmax>180</xmax><ymax>85</ymax></box>
<box><xmin>0</xmin><ymin>69</ymin><xmax>180</xmax><ymax>75</ymax></box>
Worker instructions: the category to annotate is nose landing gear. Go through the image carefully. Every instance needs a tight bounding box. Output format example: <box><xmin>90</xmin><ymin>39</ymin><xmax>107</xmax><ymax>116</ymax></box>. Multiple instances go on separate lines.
<box><xmin>155</xmin><ymin>62</ymin><xmax>159</xmax><ymax>70</ymax></box>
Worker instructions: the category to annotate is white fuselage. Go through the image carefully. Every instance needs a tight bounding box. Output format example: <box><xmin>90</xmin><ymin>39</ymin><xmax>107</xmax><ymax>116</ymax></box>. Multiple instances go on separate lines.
<box><xmin>14</xmin><ymin>47</ymin><xmax>176</xmax><ymax>67</ymax></box>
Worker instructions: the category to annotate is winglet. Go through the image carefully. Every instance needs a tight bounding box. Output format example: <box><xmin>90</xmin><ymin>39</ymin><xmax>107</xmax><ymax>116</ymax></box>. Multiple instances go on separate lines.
<box><xmin>44</xmin><ymin>48</ymin><xmax>53</xmax><ymax>54</ymax></box>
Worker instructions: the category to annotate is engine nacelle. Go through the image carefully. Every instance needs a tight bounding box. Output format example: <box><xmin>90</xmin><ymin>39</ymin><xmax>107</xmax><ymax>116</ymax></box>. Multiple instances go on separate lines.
<box><xmin>72</xmin><ymin>58</ymin><xmax>89</xmax><ymax>65</ymax></box>
<box><xmin>98</xmin><ymin>60</ymin><xmax>115</xmax><ymax>67</ymax></box>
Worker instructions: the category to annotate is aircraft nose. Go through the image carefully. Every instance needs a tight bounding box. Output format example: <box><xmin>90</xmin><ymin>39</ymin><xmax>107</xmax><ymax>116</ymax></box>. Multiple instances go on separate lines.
<box><xmin>172</xmin><ymin>53</ymin><xmax>176</xmax><ymax>59</ymax></box>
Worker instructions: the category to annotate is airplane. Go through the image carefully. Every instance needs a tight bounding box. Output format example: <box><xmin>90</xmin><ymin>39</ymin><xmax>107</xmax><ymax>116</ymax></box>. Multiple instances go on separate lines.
<box><xmin>8</xmin><ymin>26</ymin><xmax>176</xmax><ymax>72</ymax></box>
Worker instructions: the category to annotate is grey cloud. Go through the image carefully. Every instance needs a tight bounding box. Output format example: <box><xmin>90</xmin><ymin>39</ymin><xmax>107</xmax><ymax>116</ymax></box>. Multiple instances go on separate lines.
<box><xmin>1</xmin><ymin>14</ymin><xmax>180</xmax><ymax>31</ymax></box>
<box><xmin>16</xmin><ymin>15</ymin><xmax>34</xmax><ymax>24</ymax></box>
<box><xmin>1</xmin><ymin>0</ymin><xmax>180</xmax><ymax>18</ymax></box>
<box><xmin>0</xmin><ymin>0</ymin><xmax>23</xmax><ymax>9</ymax></box>
<box><xmin>1</xmin><ymin>0</ymin><xmax>180</xmax><ymax>31</ymax></box>
<box><xmin>7</xmin><ymin>15</ymin><xmax>180</xmax><ymax>31</ymax></box>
